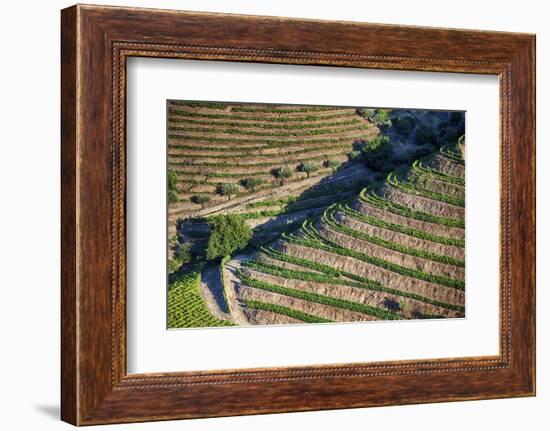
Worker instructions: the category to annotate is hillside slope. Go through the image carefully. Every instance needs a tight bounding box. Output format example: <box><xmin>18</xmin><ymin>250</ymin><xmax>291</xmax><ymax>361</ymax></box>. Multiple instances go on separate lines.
<box><xmin>229</xmin><ymin>143</ymin><xmax>466</xmax><ymax>325</ymax></box>
<box><xmin>168</xmin><ymin>101</ymin><xmax>378</xmax><ymax>256</ymax></box>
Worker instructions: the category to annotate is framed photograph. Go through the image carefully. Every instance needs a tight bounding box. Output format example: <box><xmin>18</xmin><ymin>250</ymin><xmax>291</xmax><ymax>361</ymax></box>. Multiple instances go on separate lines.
<box><xmin>61</xmin><ymin>4</ymin><xmax>536</xmax><ymax>425</ymax></box>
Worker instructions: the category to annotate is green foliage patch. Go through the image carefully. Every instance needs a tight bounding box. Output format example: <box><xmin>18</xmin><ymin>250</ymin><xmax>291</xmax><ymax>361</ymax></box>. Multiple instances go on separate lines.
<box><xmin>206</xmin><ymin>214</ymin><xmax>252</xmax><ymax>260</ymax></box>
<box><xmin>167</xmin><ymin>268</ymin><xmax>234</xmax><ymax>328</ymax></box>
<box><xmin>168</xmin><ymin>170</ymin><xmax>179</xmax><ymax>203</ymax></box>
<box><xmin>358</xmin><ymin>135</ymin><xmax>393</xmax><ymax>171</ymax></box>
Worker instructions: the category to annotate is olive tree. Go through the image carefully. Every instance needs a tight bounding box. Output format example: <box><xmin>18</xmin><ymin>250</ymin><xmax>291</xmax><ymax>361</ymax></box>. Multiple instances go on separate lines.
<box><xmin>192</xmin><ymin>194</ymin><xmax>211</xmax><ymax>209</ymax></box>
<box><xmin>241</xmin><ymin>177</ymin><xmax>265</xmax><ymax>192</ymax></box>
<box><xmin>299</xmin><ymin>162</ymin><xmax>319</xmax><ymax>178</ymax></box>
<box><xmin>219</xmin><ymin>183</ymin><xmax>239</xmax><ymax>201</ymax></box>
<box><xmin>272</xmin><ymin>166</ymin><xmax>293</xmax><ymax>184</ymax></box>
<box><xmin>324</xmin><ymin>159</ymin><xmax>340</xmax><ymax>173</ymax></box>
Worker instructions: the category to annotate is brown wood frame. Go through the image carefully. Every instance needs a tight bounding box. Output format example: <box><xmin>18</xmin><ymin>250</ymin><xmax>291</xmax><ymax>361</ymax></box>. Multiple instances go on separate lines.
<box><xmin>61</xmin><ymin>4</ymin><xmax>536</xmax><ymax>426</ymax></box>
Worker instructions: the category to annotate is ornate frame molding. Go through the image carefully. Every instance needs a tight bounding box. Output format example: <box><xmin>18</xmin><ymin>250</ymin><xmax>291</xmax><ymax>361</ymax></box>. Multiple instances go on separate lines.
<box><xmin>61</xmin><ymin>5</ymin><xmax>535</xmax><ymax>425</ymax></box>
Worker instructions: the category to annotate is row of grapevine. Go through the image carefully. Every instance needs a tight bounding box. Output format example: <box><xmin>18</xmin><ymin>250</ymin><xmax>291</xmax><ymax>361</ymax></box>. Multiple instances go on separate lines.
<box><xmin>232</xmin><ymin>142</ymin><xmax>466</xmax><ymax>324</ymax></box>
<box><xmin>168</xmin><ymin>267</ymin><xmax>234</xmax><ymax>328</ymax></box>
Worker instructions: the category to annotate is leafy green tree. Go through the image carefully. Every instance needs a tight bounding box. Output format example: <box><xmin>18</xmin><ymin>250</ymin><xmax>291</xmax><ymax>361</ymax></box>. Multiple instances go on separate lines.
<box><xmin>219</xmin><ymin>183</ymin><xmax>239</xmax><ymax>201</ymax></box>
<box><xmin>241</xmin><ymin>177</ymin><xmax>265</xmax><ymax>192</ymax></box>
<box><xmin>347</xmin><ymin>150</ymin><xmax>362</xmax><ymax>161</ymax></box>
<box><xmin>167</xmin><ymin>170</ymin><xmax>179</xmax><ymax>203</ymax></box>
<box><xmin>168</xmin><ymin>242</ymin><xmax>192</xmax><ymax>273</ymax></box>
<box><xmin>395</xmin><ymin>115</ymin><xmax>415</xmax><ymax>136</ymax></box>
<box><xmin>272</xmin><ymin>166</ymin><xmax>293</xmax><ymax>183</ymax></box>
<box><xmin>299</xmin><ymin>162</ymin><xmax>319</xmax><ymax>178</ymax></box>
<box><xmin>358</xmin><ymin>135</ymin><xmax>393</xmax><ymax>171</ymax></box>
<box><xmin>168</xmin><ymin>190</ymin><xmax>179</xmax><ymax>204</ymax></box>
<box><xmin>356</xmin><ymin>108</ymin><xmax>376</xmax><ymax>119</ymax></box>
<box><xmin>374</xmin><ymin>109</ymin><xmax>389</xmax><ymax>122</ymax></box>
<box><xmin>324</xmin><ymin>159</ymin><xmax>340</xmax><ymax>173</ymax></box>
<box><xmin>192</xmin><ymin>194</ymin><xmax>211</xmax><ymax>209</ymax></box>
<box><xmin>374</xmin><ymin>109</ymin><xmax>392</xmax><ymax>127</ymax></box>
<box><xmin>206</xmin><ymin>215</ymin><xmax>252</xmax><ymax>260</ymax></box>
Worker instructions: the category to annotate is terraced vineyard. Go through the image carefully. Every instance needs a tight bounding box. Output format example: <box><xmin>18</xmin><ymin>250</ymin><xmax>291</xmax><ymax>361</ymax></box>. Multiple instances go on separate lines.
<box><xmin>167</xmin><ymin>101</ymin><xmax>378</xmax><ymax>243</ymax></box>
<box><xmin>232</xmin><ymin>142</ymin><xmax>466</xmax><ymax>324</ymax></box>
<box><xmin>168</xmin><ymin>266</ymin><xmax>234</xmax><ymax>328</ymax></box>
<box><xmin>167</xmin><ymin>102</ymin><xmax>465</xmax><ymax>328</ymax></box>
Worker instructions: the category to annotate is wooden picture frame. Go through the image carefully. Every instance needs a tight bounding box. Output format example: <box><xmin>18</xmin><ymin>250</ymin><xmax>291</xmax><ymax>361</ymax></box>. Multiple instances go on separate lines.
<box><xmin>61</xmin><ymin>4</ymin><xmax>536</xmax><ymax>425</ymax></box>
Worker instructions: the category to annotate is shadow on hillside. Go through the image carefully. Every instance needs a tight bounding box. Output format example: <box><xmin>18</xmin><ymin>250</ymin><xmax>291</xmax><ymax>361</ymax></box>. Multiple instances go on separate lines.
<box><xmin>173</xmin><ymin>159</ymin><xmax>379</xmax><ymax>262</ymax></box>
<box><xmin>247</xmin><ymin>159</ymin><xmax>380</xmax><ymax>245</ymax></box>
<box><xmin>172</xmin><ymin>109</ymin><xmax>465</xmax><ymax>266</ymax></box>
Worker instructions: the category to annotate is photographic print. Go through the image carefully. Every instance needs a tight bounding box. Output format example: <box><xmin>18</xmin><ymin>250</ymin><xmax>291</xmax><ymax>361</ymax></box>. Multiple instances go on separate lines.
<box><xmin>167</xmin><ymin>101</ymin><xmax>465</xmax><ymax>329</ymax></box>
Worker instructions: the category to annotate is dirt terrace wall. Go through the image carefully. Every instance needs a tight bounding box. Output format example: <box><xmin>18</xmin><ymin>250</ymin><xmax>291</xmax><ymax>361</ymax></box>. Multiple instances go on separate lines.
<box><xmin>245</xmin><ymin>269</ymin><xmax>461</xmax><ymax>319</ymax></box>
<box><xmin>335</xmin><ymin>212</ymin><xmax>464</xmax><ymax>260</ymax></box>
<box><xmin>278</xmin><ymin>242</ymin><xmax>465</xmax><ymax>306</ymax></box>
<box><xmin>168</xmin><ymin>146</ymin><xmax>350</xmax><ymax>166</ymax></box>
<box><xmin>354</xmin><ymin>198</ymin><xmax>465</xmax><ymax>240</ymax></box>
<box><xmin>382</xmin><ymin>185</ymin><xmax>465</xmax><ymax>219</ymax></box>
<box><xmin>168</xmin><ymin>115</ymin><xmax>361</xmax><ymax>128</ymax></box>
<box><xmin>169</xmin><ymin>158</ymin><xmax>348</xmax><ymax>175</ymax></box>
<box><xmin>243</xmin><ymin>308</ymin><xmax>302</xmax><ymax>325</ymax></box>
<box><xmin>316</xmin><ymin>222</ymin><xmax>464</xmax><ymax>280</ymax></box>
<box><xmin>407</xmin><ymin>172</ymin><xmax>465</xmax><ymax>198</ymax></box>
<box><xmin>237</xmin><ymin>285</ymin><xmax>378</xmax><ymax>322</ymax></box>
<box><xmin>168</xmin><ymin>143</ymin><xmax>349</xmax><ymax>157</ymax></box>
<box><xmin>168</xmin><ymin>105</ymin><xmax>355</xmax><ymax>117</ymax></box>
<box><xmin>174</xmin><ymin>121</ymin><xmax>366</xmax><ymax>135</ymax></box>
<box><xmin>430</xmin><ymin>154</ymin><xmax>465</xmax><ymax>178</ymax></box>
<box><xmin>257</xmin><ymin>253</ymin><xmax>324</xmax><ymax>274</ymax></box>
<box><xmin>168</xmin><ymin>129</ymin><xmax>370</xmax><ymax>142</ymax></box>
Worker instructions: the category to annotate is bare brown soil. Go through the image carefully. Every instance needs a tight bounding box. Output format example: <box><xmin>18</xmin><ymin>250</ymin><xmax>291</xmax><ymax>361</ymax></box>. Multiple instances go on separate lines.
<box><xmin>381</xmin><ymin>185</ymin><xmax>465</xmax><ymax>219</ymax></box>
<box><xmin>169</xmin><ymin>119</ymin><xmax>365</xmax><ymax>135</ymax></box>
<box><xmin>238</xmin><ymin>285</ymin><xmax>378</xmax><ymax>323</ymax></box>
<box><xmin>316</xmin><ymin>222</ymin><xmax>464</xmax><ymax>279</ymax></box>
<box><xmin>168</xmin><ymin>112</ymin><xmax>359</xmax><ymax>127</ymax></box>
<box><xmin>335</xmin><ymin>212</ymin><xmax>464</xmax><ymax>260</ymax></box>
<box><xmin>198</xmin><ymin>264</ymin><xmax>232</xmax><ymax>321</ymax></box>
<box><xmin>408</xmin><ymin>174</ymin><xmax>465</xmax><ymax>198</ymax></box>
<box><xmin>431</xmin><ymin>155</ymin><xmax>465</xmax><ymax>178</ymax></box>
<box><xmin>246</xmin><ymin>268</ymin><xmax>461</xmax><ymax>319</ymax></box>
<box><xmin>353</xmin><ymin>199</ymin><xmax>465</xmax><ymax>240</ymax></box>
<box><xmin>168</xmin><ymin>147</ymin><xmax>351</xmax><ymax>166</ymax></box>
<box><xmin>278</xmin><ymin>242</ymin><xmax>464</xmax><ymax>306</ymax></box>
<box><xmin>243</xmin><ymin>309</ymin><xmax>302</xmax><ymax>325</ymax></box>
